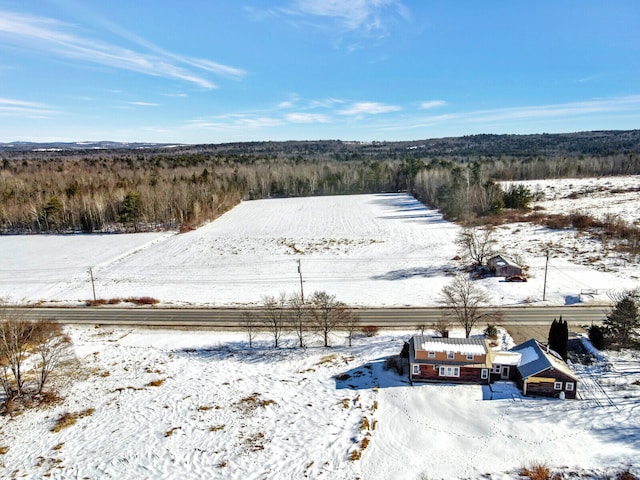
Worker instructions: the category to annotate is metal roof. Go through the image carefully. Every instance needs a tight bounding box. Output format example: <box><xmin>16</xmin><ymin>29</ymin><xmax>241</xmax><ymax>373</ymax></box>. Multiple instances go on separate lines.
<box><xmin>511</xmin><ymin>339</ymin><xmax>577</xmax><ymax>380</ymax></box>
<box><xmin>413</xmin><ymin>335</ymin><xmax>488</xmax><ymax>355</ymax></box>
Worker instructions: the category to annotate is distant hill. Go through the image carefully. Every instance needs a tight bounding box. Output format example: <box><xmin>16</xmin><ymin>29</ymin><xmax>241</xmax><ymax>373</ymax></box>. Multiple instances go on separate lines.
<box><xmin>2</xmin><ymin>130</ymin><xmax>640</xmax><ymax>158</ymax></box>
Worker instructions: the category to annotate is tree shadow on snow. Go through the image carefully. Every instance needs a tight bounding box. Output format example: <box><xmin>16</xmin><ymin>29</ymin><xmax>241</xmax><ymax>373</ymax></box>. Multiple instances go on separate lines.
<box><xmin>334</xmin><ymin>356</ymin><xmax>411</xmax><ymax>390</ymax></box>
<box><xmin>174</xmin><ymin>342</ymin><xmax>305</xmax><ymax>364</ymax></box>
<box><xmin>371</xmin><ymin>266</ymin><xmax>451</xmax><ymax>281</ymax></box>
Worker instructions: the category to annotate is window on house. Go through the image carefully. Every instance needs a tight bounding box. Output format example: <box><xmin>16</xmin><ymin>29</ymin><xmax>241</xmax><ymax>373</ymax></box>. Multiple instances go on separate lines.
<box><xmin>466</xmin><ymin>354</ymin><xmax>474</xmax><ymax>361</ymax></box>
<box><xmin>447</xmin><ymin>351</ymin><xmax>455</xmax><ymax>359</ymax></box>
<box><xmin>554</xmin><ymin>381</ymin><xmax>563</xmax><ymax>390</ymax></box>
<box><xmin>481</xmin><ymin>369</ymin><xmax>488</xmax><ymax>380</ymax></box>
<box><xmin>565</xmin><ymin>382</ymin><xmax>574</xmax><ymax>391</ymax></box>
<box><xmin>428</xmin><ymin>351</ymin><xmax>435</xmax><ymax>358</ymax></box>
<box><xmin>412</xmin><ymin>364</ymin><xmax>420</xmax><ymax>375</ymax></box>
<box><xmin>438</xmin><ymin>366</ymin><xmax>460</xmax><ymax>377</ymax></box>
<box><xmin>492</xmin><ymin>364</ymin><xmax>501</xmax><ymax>374</ymax></box>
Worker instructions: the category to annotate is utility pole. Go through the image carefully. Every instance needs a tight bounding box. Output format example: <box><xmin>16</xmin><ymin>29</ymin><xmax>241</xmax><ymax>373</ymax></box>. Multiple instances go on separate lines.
<box><xmin>542</xmin><ymin>250</ymin><xmax>549</xmax><ymax>302</ymax></box>
<box><xmin>297</xmin><ymin>259</ymin><xmax>304</xmax><ymax>303</ymax></box>
<box><xmin>89</xmin><ymin>267</ymin><xmax>96</xmax><ymax>302</ymax></box>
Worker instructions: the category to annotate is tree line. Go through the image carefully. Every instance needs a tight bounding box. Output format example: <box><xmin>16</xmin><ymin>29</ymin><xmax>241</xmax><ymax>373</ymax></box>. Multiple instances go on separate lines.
<box><xmin>1</xmin><ymin>146</ymin><xmax>639</xmax><ymax>233</ymax></box>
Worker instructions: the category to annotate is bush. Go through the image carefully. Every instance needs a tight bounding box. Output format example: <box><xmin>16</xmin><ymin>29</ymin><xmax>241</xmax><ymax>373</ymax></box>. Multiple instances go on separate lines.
<box><xmin>520</xmin><ymin>463</ymin><xmax>551</xmax><ymax>480</ymax></box>
<box><xmin>125</xmin><ymin>296</ymin><xmax>160</xmax><ymax>305</ymax></box>
<box><xmin>361</xmin><ymin>325</ymin><xmax>379</xmax><ymax>337</ymax></box>
<box><xmin>588</xmin><ymin>325</ymin><xmax>607</xmax><ymax>350</ymax></box>
<box><xmin>483</xmin><ymin>324</ymin><xmax>498</xmax><ymax>340</ymax></box>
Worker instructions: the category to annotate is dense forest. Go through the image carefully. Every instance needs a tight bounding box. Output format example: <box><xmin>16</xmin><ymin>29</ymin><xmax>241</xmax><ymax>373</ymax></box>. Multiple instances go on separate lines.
<box><xmin>1</xmin><ymin>130</ymin><xmax>639</xmax><ymax>233</ymax></box>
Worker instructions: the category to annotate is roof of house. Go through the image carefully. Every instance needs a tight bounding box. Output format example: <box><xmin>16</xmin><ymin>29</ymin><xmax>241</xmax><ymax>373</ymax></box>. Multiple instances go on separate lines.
<box><xmin>488</xmin><ymin>255</ymin><xmax>522</xmax><ymax>268</ymax></box>
<box><xmin>510</xmin><ymin>339</ymin><xmax>578</xmax><ymax>381</ymax></box>
<box><xmin>412</xmin><ymin>335</ymin><xmax>488</xmax><ymax>355</ymax></box>
<box><xmin>490</xmin><ymin>350</ymin><xmax>521</xmax><ymax>366</ymax></box>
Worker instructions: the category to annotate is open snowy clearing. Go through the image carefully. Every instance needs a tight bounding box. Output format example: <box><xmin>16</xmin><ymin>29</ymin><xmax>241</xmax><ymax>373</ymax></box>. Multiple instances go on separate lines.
<box><xmin>0</xmin><ymin>326</ymin><xmax>638</xmax><ymax>479</ymax></box>
<box><xmin>504</xmin><ymin>175</ymin><xmax>640</xmax><ymax>225</ymax></box>
<box><xmin>0</xmin><ymin>182</ymin><xmax>639</xmax><ymax>307</ymax></box>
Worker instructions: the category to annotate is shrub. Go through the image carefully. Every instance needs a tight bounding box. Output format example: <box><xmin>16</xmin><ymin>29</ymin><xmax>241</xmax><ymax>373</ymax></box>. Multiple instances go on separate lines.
<box><xmin>588</xmin><ymin>325</ymin><xmax>607</xmax><ymax>350</ymax></box>
<box><xmin>361</xmin><ymin>325</ymin><xmax>379</xmax><ymax>337</ymax></box>
<box><xmin>483</xmin><ymin>324</ymin><xmax>498</xmax><ymax>340</ymax></box>
<box><xmin>520</xmin><ymin>463</ymin><xmax>551</xmax><ymax>480</ymax></box>
<box><xmin>125</xmin><ymin>297</ymin><xmax>160</xmax><ymax>305</ymax></box>
<box><xmin>86</xmin><ymin>299</ymin><xmax>107</xmax><ymax>307</ymax></box>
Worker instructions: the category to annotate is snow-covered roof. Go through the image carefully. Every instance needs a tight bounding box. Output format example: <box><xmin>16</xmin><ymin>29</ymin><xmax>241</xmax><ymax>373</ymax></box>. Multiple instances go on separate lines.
<box><xmin>511</xmin><ymin>339</ymin><xmax>577</xmax><ymax>380</ymax></box>
<box><xmin>491</xmin><ymin>350</ymin><xmax>521</xmax><ymax>366</ymax></box>
<box><xmin>413</xmin><ymin>336</ymin><xmax>487</xmax><ymax>355</ymax></box>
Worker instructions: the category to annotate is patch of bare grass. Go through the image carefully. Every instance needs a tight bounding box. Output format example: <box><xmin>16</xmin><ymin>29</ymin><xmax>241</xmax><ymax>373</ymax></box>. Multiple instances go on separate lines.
<box><xmin>0</xmin><ymin>446</ymin><xmax>8</xmax><ymax>455</ymax></box>
<box><xmin>146</xmin><ymin>378</ymin><xmax>165</xmax><ymax>387</ymax></box>
<box><xmin>164</xmin><ymin>427</ymin><xmax>180</xmax><ymax>437</ymax></box>
<box><xmin>51</xmin><ymin>408</ymin><xmax>95</xmax><ymax>432</ymax></box>
<box><xmin>209</xmin><ymin>425</ymin><xmax>225</xmax><ymax>432</ymax></box>
<box><xmin>520</xmin><ymin>463</ymin><xmax>551</xmax><ymax>480</ymax></box>
<box><xmin>234</xmin><ymin>393</ymin><xmax>277</xmax><ymax>413</ymax></box>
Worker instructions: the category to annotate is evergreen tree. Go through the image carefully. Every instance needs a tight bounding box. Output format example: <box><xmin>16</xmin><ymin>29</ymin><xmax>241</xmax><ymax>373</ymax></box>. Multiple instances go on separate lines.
<box><xmin>604</xmin><ymin>294</ymin><xmax>640</xmax><ymax>347</ymax></box>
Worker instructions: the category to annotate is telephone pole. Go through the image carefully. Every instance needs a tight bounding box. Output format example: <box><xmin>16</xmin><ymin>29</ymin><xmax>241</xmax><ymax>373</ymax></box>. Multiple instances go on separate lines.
<box><xmin>297</xmin><ymin>259</ymin><xmax>304</xmax><ymax>303</ymax></box>
<box><xmin>89</xmin><ymin>267</ymin><xmax>96</xmax><ymax>302</ymax></box>
<box><xmin>542</xmin><ymin>250</ymin><xmax>549</xmax><ymax>302</ymax></box>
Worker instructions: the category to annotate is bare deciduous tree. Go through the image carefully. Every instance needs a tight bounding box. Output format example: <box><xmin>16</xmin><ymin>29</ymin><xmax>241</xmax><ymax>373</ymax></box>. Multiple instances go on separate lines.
<box><xmin>288</xmin><ymin>292</ymin><xmax>308</xmax><ymax>348</ymax></box>
<box><xmin>0</xmin><ymin>306</ymin><xmax>37</xmax><ymax>397</ymax></box>
<box><xmin>309</xmin><ymin>291</ymin><xmax>351</xmax><ymax>347</ymax></box>
<box><xmin>242</xmin><ymin>311</ymin><xmax>257</xmax><ymax>349</ymax></box>
<box><xmin>456</xmin><ymin>227</ymin><xmax>496</xmax><ymax>267</ymax></box>
<box><xmin>32</xmin><ymin>320</ymin><xmax>71</xmax><ymax>394</ymax></box>
<box><xmin>344</xmin><ymin>309</ymin><xmax>360</xmax><ymax>347</ymax></box>
<box><xmin>441</xmin><ymin>275</ymin><xmax>498</xmax><ymax>338</ymax></box>
<box><xmin>262</xmin><ymin>293</ymin><xmax>288</xmax><ymax>348</ymax></box>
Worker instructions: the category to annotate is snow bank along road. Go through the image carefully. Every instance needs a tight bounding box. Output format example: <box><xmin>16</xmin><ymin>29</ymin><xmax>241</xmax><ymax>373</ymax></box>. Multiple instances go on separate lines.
<box><xmin>16</xmin><ymin>304</ymin><xmax>608</xmax><ymax>327</ymax></box>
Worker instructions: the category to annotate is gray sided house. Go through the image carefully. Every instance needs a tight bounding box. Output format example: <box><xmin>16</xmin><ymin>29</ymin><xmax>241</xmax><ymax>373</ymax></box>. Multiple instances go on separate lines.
<box><xmin>488</xmin><ymin>255</ymin><xmax>523</xmax><ymax>277</ymax></box>
<box><xmin>511</xmin><ymin>339</ymin><xmax>578</xmax><ymax>399</ymax></box>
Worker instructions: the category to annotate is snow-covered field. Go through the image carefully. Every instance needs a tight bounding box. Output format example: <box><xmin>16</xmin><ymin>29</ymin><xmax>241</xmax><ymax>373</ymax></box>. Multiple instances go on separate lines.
<box><xmin>1</xmin><ymin>183</ymin><xmax>639</xmax><ymax>307</ymax></box>
<box><xmin>505</xmin><ymin>175</ymin><xmax>640</xmax><ymax>225</ymax></box>
<box><xmin>1</xmin><ymin>326</ymin><xmax>638</xmax><ymax>479</ymax></box>
<box><xmin>2</xmin><ymin>179</ymin><xmax>639</xmax><ymax>479</ymax></box>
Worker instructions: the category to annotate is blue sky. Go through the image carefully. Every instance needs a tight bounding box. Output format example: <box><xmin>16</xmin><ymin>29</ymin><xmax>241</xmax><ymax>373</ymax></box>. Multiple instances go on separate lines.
<box><xmin>1</xmin><ymin>0</ymin><xmax>639</xmax><ymax>143</ymax></box>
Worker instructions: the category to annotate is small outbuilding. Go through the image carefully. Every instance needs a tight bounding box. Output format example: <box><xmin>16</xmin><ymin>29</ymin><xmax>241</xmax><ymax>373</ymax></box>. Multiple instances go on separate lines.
<box><xmin>488</xmin><ymin>255</ymin><xmax>523</xmax><ymax>277</ymax></box>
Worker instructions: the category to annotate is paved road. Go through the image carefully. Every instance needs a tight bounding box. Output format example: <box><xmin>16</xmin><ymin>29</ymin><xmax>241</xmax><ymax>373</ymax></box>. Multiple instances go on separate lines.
<box><xmin>11</xmin><ymin>304</ymin><xmax>609</xmax><ymax>328</ymax></box>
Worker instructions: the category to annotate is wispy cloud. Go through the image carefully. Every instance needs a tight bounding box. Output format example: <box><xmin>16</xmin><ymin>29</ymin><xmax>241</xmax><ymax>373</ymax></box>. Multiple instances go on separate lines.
<box><xmin>289</xmin><ymin>0</ymin><xmax>408</xmax><ymax>32</ymax></box>
<box><xmin>419</xmin><ymin>100</ymin><xmax>447</xmax><ymax>110</ymax></box>
<box><xmin>0</xmin><ymin>10</ymin><xmax>245</xmax><ymax>89</ymax></box>
<box><xmin>381</xmin><ymin>95</ymin><xmax>640</xmax><ymax>132</ymax></box>
<box><xmin>0</xmin><ymin>97</ymin><xmax>59</xmax><ymax>117</ymax></box>
<box><xmin>338</xmin><ymin>101</ymin><xmax>401</xmax><ymax>115</ymax></box>
<box><xmin>461</xmin><ymin>95</ymin><xmax>640</xmax><ymax>124</ymax></box>
<box><xmin>286</xmin><ymin>112</ymin><xmax>329</xmax><ymax>123</ymax></box>
<box><xmin>127</xmin><ymin>101</ymin><xmax>160</xmax><ymax>107</ymax></box>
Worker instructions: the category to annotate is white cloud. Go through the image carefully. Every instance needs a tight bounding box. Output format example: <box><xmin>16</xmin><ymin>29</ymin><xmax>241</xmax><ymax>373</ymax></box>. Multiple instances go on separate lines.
<box><xmin>0</xmin><ymin>10</ymin><xmax>246</xmax><ymax>90</ymax></box>
<box><xmin>0</xmin><ymin>97</ymin><xmax>59</xmax><ymax>117</ymax></box>
<box><xmin>127</xmin><ymin>101</ymin><xmax>160</xmax><ymax>107</ymax></box>
<box><xmin>286</xmin><ymin>112</ymin><xmax>329</xmax><ymax>123</ymax></box>
<box><xmin>338</xmin><ymin>101</ymin><xmax>401</xmax><ymax>115</ymax></box>
<box><xmin>419</xmin><ymin>100</ymin><xmax>447</xmax><ymax>110</ymax></box>
<box><xmin>291</xmin><ymin>0</ymin><xmax>406</xmax><ymax>32</ymax></box>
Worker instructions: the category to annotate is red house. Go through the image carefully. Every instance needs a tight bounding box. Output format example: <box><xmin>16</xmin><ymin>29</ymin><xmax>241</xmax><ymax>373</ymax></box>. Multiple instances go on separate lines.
<box><xmin>408</xmin><ymin>336</ymin><xmax>492</xmax><ymax>384</ymax></box>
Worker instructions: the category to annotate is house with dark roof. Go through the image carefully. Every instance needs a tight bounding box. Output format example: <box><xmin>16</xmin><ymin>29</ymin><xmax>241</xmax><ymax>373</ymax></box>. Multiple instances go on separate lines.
<box><xmin>510</xmin><ymin>339</ymin><xmax>578</xmax><ymax>399</ymax></box>
<box><xmin>408</xmin><ymin>335</ymin><xmax>578</xmax><ymax>399</ymax></box>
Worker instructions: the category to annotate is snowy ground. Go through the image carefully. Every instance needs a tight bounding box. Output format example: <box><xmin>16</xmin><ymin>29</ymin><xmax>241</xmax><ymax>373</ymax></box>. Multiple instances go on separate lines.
<box><xmin>504</xmin><ymin>175</ymin><xmax>640</xmax><ymax>225</ymax></box>
<box><xmin>1</xmin><ymin>326</ymin><xmax>638</xmax><ymax>479</ymax></box>
<box><xmin>1</xmin><ymin>184</ymin><xmax>639</xmax><ymax>307</ymax></box>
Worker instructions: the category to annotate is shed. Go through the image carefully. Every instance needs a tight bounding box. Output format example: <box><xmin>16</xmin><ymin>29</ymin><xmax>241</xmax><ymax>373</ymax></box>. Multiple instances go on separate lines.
<box><xmin>488</xmin><ymin>255</ymin><xmax>523</xmax><ymax>277</ymax></box>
